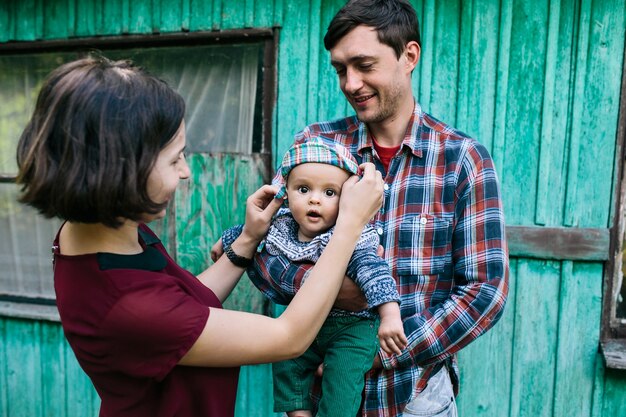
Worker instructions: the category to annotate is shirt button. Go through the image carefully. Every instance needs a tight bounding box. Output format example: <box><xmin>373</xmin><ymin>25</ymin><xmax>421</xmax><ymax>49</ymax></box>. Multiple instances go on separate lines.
<box><xmin>383</xmin><ymin>184</ymin><xmax>389</xmax><ymax>191</ymax></box>
<box><xmin>377</xmin><ymin>227</ymin><xmax>384</xmax><ymax>235</ymax></box>
<box><xmin>420</xmin><ymin>217</ymin><xmax>428</xmax><ymax>225</ymax></box>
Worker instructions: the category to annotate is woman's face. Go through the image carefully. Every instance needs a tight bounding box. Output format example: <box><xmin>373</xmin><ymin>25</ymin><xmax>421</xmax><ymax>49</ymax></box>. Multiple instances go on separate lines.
<box><xmin>144</xmin><ymin>121</ymin><xmax>190</xmax><ymax>221</ymax></box>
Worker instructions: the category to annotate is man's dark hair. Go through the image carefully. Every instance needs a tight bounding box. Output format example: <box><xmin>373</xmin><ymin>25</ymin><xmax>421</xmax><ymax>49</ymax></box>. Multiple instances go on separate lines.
<box><xmin>16</xmin><ymin>55</ymin><xmax>185</xmax><ymax>228</ymax></box>
<box><xmin>324</xmin><ymin>0</ymin><xmax>421</xmax><ymax>59</ymax></box>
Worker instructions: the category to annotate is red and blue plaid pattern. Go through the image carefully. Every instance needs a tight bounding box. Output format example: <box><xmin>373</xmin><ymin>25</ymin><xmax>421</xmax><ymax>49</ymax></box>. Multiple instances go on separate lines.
<box><xmin>248</xmin><ymin>102</ymin><xmax>509</xmax><ymax>416</ymax></box>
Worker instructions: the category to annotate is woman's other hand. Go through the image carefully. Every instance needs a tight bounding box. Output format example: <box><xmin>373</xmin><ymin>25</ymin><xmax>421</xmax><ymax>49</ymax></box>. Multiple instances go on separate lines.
<box><xmin>241</xmin><ymin>185</ymin><xmax>284</xmax><ymax>242</ymax></box>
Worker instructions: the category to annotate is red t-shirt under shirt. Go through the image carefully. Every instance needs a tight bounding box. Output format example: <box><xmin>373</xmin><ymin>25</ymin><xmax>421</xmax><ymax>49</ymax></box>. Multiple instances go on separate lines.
<box><xmin>372</xmin><ymin>136</ymin><xmax>401</xmax><ymax>172</ymax></box>
<box><xmin>53</xmin><ymin>224</ymin><xmax>239</xmax><ymax>417</ymax></box>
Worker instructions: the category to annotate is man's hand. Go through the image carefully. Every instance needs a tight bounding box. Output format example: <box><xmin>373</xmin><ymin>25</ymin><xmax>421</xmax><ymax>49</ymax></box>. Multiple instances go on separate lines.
<box><xmin>210</xmin><ymin>238</ymin><xmax>224</xmax><ymax>262</ymax></box>
<box><xmin>333</xmin><ymin>277</ymin><xmax>368</xmax><ymax>311</ymax></box>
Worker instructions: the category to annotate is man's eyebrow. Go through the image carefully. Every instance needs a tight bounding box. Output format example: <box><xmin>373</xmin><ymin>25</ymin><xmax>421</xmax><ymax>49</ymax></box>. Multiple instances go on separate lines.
<box><xmin>331</xmin><ymin>55</ymin><xmax>376</xmax><ymax>66</ymax></box>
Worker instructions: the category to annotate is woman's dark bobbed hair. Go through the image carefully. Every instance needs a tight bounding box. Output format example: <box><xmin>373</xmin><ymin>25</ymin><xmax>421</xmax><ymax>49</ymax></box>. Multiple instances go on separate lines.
<box><xmin>16</xmin><ymin>55</ymin><xmax>185</xmax><ymax>228</ymax></box>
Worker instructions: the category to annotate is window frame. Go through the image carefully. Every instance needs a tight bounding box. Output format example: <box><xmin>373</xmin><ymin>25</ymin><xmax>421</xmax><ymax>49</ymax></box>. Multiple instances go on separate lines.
<box><xmin>601</xmin><ymin>39</ymin><xmax>626</xmax><ymax>369</ymax></box>
<box><xmin>0</xmin><ymin>29</ymin><xmax>277</xmax><ymax>321</ymax></box>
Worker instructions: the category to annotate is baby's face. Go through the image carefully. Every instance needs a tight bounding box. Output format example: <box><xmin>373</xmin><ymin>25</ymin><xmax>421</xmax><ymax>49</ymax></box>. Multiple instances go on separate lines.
<box><xmin>286</xmin><ymin>163</ymin><xmax>351</xmax><ymax>242</ymax></box>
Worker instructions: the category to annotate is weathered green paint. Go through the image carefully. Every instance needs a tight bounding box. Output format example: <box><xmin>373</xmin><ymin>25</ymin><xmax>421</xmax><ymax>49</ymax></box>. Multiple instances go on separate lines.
<box><xmin>175</xmin><ymin>154</ymin><xmax>269</xmax><ymax>314</ymax></box>
<box><xmin>1</xmin><ymin>1</ymin><xmax>626</xmax><ymax>416</ymax></box>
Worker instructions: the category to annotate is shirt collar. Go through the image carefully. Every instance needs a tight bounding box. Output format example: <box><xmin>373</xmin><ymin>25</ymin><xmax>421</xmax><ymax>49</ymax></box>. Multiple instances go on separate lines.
<box><xmin>355</xmin><ymin>100</ymin><xmax>424</xmax><ymax>159</ymax></box>
<box><xmin>97</xmin><ymin>226</ymin><xmax>167</xmax><ymax>271</ymax></box>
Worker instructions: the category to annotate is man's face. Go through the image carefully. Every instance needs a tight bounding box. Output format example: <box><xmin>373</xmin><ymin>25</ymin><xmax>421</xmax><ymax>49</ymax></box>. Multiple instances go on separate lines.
<box><xmin>330</xmin><ymin>25</ymin><xmax>414</xmax><ymax>126</ymax></box>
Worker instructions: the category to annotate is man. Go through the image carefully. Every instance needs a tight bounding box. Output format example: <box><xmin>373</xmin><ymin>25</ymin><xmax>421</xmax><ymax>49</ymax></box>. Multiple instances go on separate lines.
<box><xmin>219</xmin><ymin>0</ymin><xmax>509</xmax><ymax>415</ymax></box>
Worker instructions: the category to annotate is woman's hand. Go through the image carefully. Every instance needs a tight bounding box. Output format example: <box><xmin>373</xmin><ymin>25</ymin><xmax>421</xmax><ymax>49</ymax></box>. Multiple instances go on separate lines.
<box><xmin>240</xmin><ymin>185</ymin><xmax>284</xmax><ymax>243</ymax></box>
<box><xmin>336</xmin><ymin>162</ymin><xmax>383</xmax><ymax>232</ymax></box>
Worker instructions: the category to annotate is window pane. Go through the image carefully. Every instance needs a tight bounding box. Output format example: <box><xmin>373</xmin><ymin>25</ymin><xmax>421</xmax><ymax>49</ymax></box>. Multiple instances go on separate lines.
<box><xmin>0</xmin><ymin>53</ymin><xmax>76</xmax><ymax>175</ymax></box>
<box><xmin>104</xmin><ymin>44</ymin><xmax>262</xmax><ymax>154</ymax></box>
<box><xmin>0</xmin><ymin>182</ymin><xmax>61</xmax><ymax>299</ymax></box>
<box><xmin>0</xmin><ymin>42</ymin><xmax>264</xmax><ymax>305</ymax></box>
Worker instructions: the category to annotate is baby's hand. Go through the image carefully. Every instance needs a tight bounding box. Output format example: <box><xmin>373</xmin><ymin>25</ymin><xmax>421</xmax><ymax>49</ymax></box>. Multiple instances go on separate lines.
<box><xmin>377</xmin><ymin>305</ymin><xmax>408</xmax><ymax>355</ymax></box>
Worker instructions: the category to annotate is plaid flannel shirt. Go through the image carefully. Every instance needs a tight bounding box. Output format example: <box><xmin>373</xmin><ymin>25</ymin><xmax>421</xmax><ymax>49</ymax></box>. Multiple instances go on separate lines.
<box><xmin>246</xmin><ymin>102</ymin><xmax>509</xmax><ymax>417</ymax></box>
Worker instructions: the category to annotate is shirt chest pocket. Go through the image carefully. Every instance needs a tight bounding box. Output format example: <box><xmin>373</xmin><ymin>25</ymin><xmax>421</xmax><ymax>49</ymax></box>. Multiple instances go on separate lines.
<box><xmin>397</xmin><ymin>214</ymin><xmax>451</xmax><ymax>276</ymax></box>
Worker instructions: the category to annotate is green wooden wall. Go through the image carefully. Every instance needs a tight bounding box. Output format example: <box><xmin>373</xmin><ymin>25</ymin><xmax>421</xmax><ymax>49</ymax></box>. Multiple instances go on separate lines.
<box><xmin>1</xmin><ymin>0</ymin><xmax>626</xmax><ymax>416</ymax></box>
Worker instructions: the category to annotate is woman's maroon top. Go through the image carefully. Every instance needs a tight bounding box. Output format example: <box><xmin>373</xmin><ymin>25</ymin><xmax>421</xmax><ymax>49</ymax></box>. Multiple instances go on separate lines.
<box><xmin>53</xmin><ymin>224</ymin><xmax>239</xmax><ymax>417</ymax></box>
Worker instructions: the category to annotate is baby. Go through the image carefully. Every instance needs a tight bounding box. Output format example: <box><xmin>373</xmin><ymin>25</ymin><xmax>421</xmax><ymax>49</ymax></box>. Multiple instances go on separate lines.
<box><xmin>223</xmin><ymin>138</ymin><xmax>407</xmax><ymax>417</ymax></box>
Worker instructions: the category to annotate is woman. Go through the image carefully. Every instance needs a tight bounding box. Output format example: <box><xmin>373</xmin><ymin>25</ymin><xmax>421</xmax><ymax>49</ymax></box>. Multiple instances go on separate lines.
<box><xmin>16</xmin><ymin>56</ymin><xmax>383</xmax><ymax>417</ymax></box>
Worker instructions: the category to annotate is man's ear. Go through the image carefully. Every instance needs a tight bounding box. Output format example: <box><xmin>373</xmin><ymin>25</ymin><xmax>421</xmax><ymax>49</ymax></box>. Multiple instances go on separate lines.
<box><xmin>404</xmin><ymin>41</ymin><xmax>421</xmax><ymax>73</ymax></box>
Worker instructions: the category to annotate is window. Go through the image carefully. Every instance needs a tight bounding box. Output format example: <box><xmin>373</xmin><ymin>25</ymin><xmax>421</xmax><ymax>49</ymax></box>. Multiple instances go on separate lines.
<box><xmin>602</xmin><ymin>54</ymin><xmax>626</xmax><ymax>369</ymax></box>
<box><xmin>0</xmin><ymin>32</ymin><xmax>275</xmax><ymax>320</ymax></box>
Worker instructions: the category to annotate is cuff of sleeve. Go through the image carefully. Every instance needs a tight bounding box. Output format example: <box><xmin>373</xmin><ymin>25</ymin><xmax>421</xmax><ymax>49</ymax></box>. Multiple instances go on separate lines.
<box><xmin>362</xmin><ymin>280</ymin><xmax>401</xmax><ymax>309</ymax></box>
<box><xmin>221</xmin><ymin>225</ymin><xmax>244</xmax><ymax>248</ymax></box>
<box><xmin>379</xmin><ymin>349</ymin><xmax>399</xmax><ymax>370</ymax></box>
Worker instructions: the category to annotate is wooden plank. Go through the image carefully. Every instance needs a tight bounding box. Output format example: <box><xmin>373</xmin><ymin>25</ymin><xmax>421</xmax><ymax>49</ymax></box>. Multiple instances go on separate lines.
<box><xmin>490</xmin><ymin>0</ymin><xmax>513</xmax><ymax>172</ymax></box>
<box><xmin>499</xmin><ymin>0</ymin><xmax>548</xmax><ymax>226</ymax></box>
<box><xmin>306</xmin><ymin>0</ymin><xmax>321</xmax><ymax>122</ymax></box>
<box><xmin>509</xmin><ymin>259</ymin><xmax>560</xmax><ymax>417</ymax></box>
<box><xmin>235</xmin><ymin>364</ymin><xmax>279</xmax><ymax>417</ymax></box>
<box><xmin>562</xmin><ymin>0</ymin><xmax>591</xmax><ymax>227</ymax></box>
<box><xmin>129</xmin><ymin>0</ymin><xmax>153</xmax><ymax>34</ymax></box>
<box><xmin>244</xmin><ymin>0</ymin><xmax>254</xmax><ymax>28</ymax></box>
<box><xmin>601</xmin><ymin>339</ymin><xmax>626</xmax><ymax>370</ymax></box>
<box><xmin>0</xmin><ymin>318</ymin><xmax>7</xmax><ymax>417</ymax></box>
<box><xmin>102</xmin><ymin>0</ymin><xmax>124</xmax><ymax>35</ymax></box>
<box><xmin>211</xmin><ymin>0</ymin><xmax>222</xmax><ymax>30</ymax></box>
<box><xmin>572</xmin><ymin>0</ymin><xmax>625</xmax><ymax>228</ymax></box>
<box><xmin>273</xmin><ymin>0</ymin><xmax>283</xmax><ymax>27</ymax></box>
<box><xmin>40</xmin><ymin>322</ymin><xmax>67</xmax><ymax>417</ymax></box>
<box><xmin>13</xmin><ymin>0</ymin><xmax>41</xmax><ymax>41</ymax></box>
<box><xmin>274</xmin><ymin>0</ymin><xmax>314</xmax><ymax>155</ymax></box>
<box><xmin>507</xmin><ymin>225</ymin><xmax>610</xmax><ymax>261</ymax></box>
<box><xmin>416</xmin><ymin>0</ymin><xmax>434</xmax><ymax>113</ymax></box>
<box><xmin>5</xmin><ymin>319</ymin><xmax>43</xmax><ymax>417</ymax></box>
<box><xmin>457</xmin><ymin>258</ymin><xmax>516</xmax><ymax>417</ymax></box>
<box><xmin>601</xmin><ymin>368</ymin><xmax>626</xmax><ymax>416</ymax></box>
<box><xmin>64</xmin><ymin>337</ymin><xmax>100</xmax><ymax>416</ymax></box>
<box><xmin>151</xmin><ymin>0</ymin><xmax>162</xmax><ymax>33</ymax></box>
<box><xmin>534</xmin><ymin>0</ymin><xmax>560</xmax><ymax>225</ymax></box>
<box><xmin>159</xmin><ymin>0</ymin><xmax>183</xmax><ymax>33</ymax></box>
<box><xmin>189</xmin><ymin>0</ymin><xmax>213</xmax><ymax>31</ymax></box>
<box><xmin>455</xmin><ymin>0</ymin><xmax>472</xmax><ymax>130</ymax></box>
<box><xmin>590</xmin><ymin>352</ymin><xmax>605</xmax><ymax>417</ymax></box>
<box><xmin>253</xmin><ymin>0</ymin><xmax>274</xmax><ymax>28</ymax></box>
<box><xmin>316</xmin><ymin>0</ymin><xmax>350</xmax><ymax>123</ymax></box>
<box><xmin>0</xmin><ymin>1</ymin><xmax>11</xmax><ymax>42</ymax></box>
<box><xmin>221</xmin><ymin>0</ymin><xmax>245</xmax><ymax>30</ymax></box>
<box><xmin>428</xmin><ymin>0</ymin><xmax>460</xmax><ymax>124</ymax></box>
<box><xmin>181</xmin><ymin>0</ymin><xmax>190</xmax><ymax>31</ymax></box>
<box><xmin>532</xmin><ymin>0</ymin><xmax>578</xmax><ymax>226</ymax></box>
<box><xmin>73</xmin><ymin>0</ymin><xmax>95</xmax><ymax>37</ymax></box>
<box><xmin>458</xmin><ymin>0</ymin><xmax>500</xmax><ymax>151</ymax></box>
<box><xmin>552</xmin><ymin>262</ymin><xmax>603</xmax><ymax>416</ymax></box>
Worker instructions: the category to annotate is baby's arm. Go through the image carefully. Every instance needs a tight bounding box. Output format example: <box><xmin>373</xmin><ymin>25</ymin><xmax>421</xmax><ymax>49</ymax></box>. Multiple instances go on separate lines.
<box><xmin>377</xmin><ymin>301</ymin><xmax>407</xmax><ymax>355</ymax></box>
<box><xmin>345</xmin><ymin>227</ymin><xmax>407</xmax><ymax>355</ymax></box>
